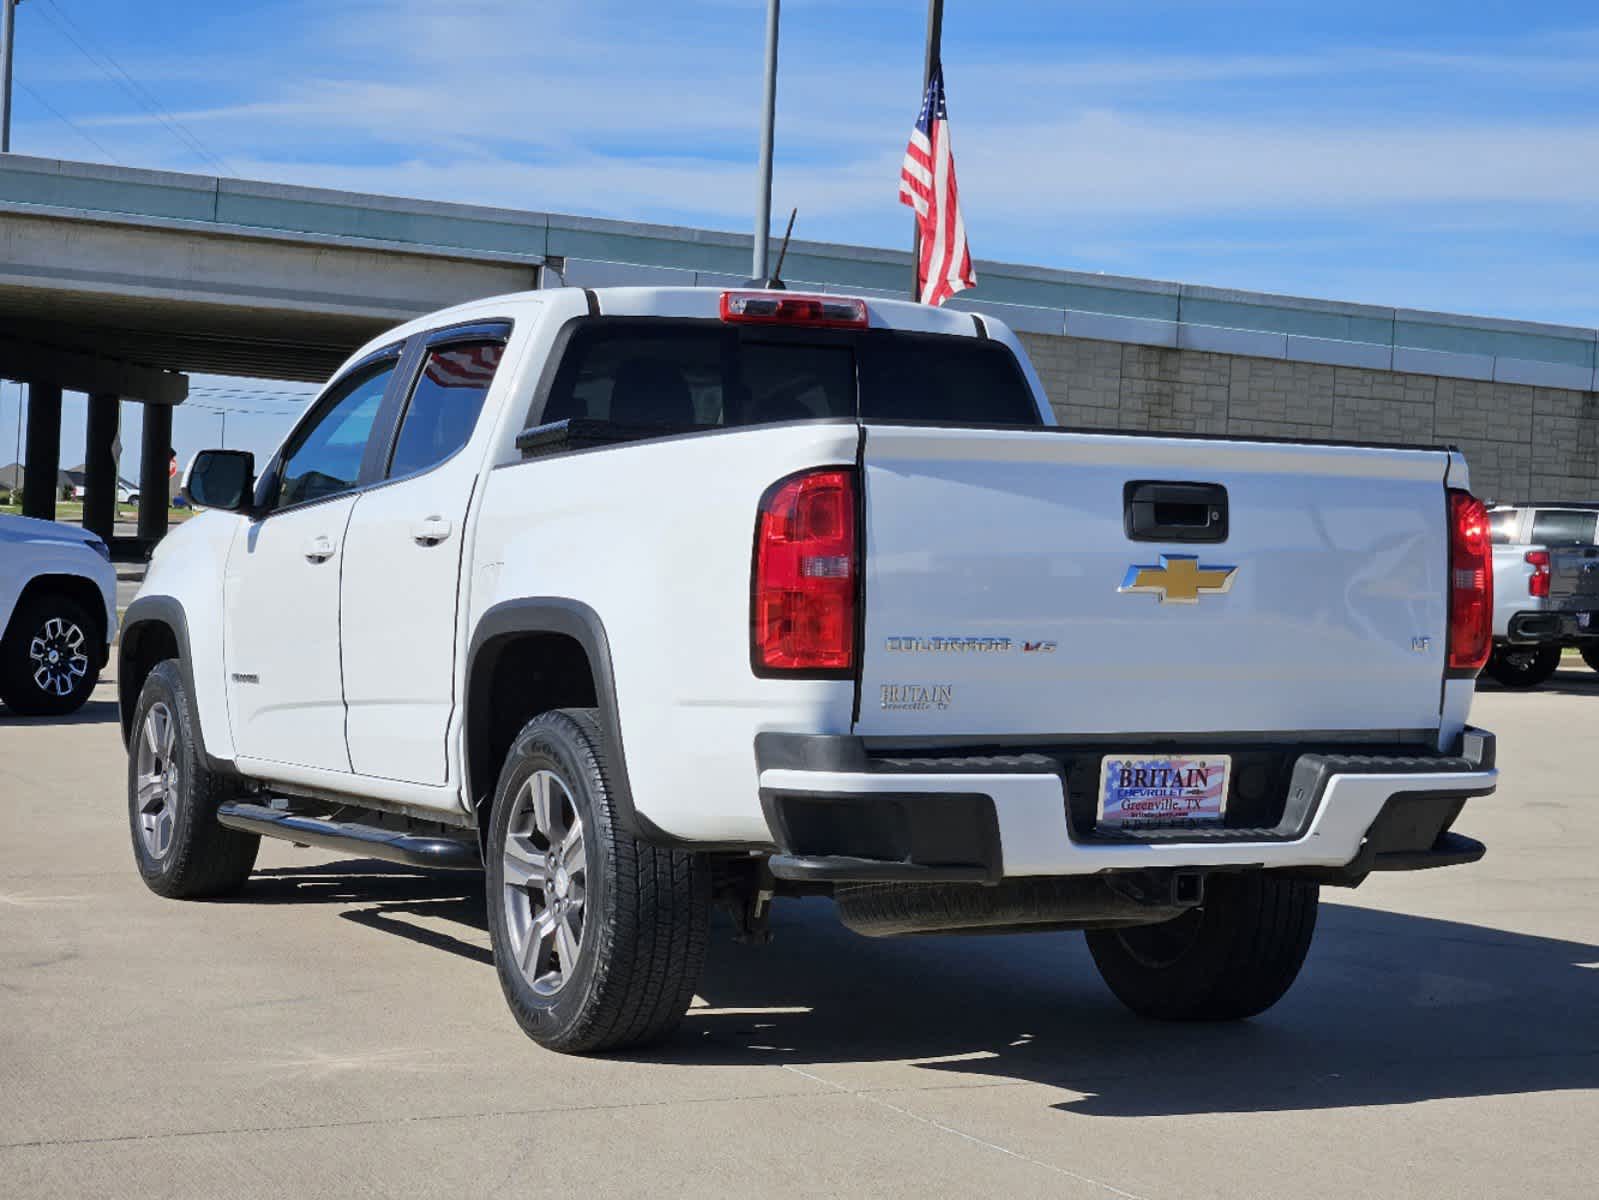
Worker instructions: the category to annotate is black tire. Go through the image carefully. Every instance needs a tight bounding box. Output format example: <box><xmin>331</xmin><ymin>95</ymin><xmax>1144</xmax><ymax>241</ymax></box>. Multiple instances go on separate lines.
<box><xmin>1485</xmin><ymin>645</ymin><xmax>1563</xmax><ymax>688</ymax></box>
<box><xmin>486</xmin><ymin>708</ymin><xmax>710</xmax><ymax>1053</ymax></box>
<box><xmin>1580</xmin><ymin>644</ymin><xmax>1599</xmax><ymax>674</ymax></box>
<box><xmin>0</xmin><ymin>590</ymin><xmax>102</xmax><ymax>715</ymax></box>
<box><xmin>127</xmin><ymin>660</ymin><xmax>259</xmax><ymax>898</ymax></box>
<box><xmin>1086</xmin><ymin>872</ymin><xmax>1318</xmax><ymax>1021</ymax></box>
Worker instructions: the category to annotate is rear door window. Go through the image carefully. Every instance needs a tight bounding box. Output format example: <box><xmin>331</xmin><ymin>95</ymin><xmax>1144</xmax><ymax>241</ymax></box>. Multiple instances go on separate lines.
<box><xmin>1530</xmin><ymin>509</ymin><xmax>1598</xmax><ymax>546</ymax></box>
<box><xmin>535</xmin><ymin>320</ymin><xmax>1041</xmax><ymax>431</ymax></box>
<box><xmin>388</xmin><ymin>342</ymin><xmax>505</xmax><ymax>478</ymax></box>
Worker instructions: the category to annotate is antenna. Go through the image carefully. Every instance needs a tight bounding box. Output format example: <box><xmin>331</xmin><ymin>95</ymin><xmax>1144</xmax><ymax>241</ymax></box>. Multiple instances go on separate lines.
<box><xmin>767</xmin><ymin>207</ymin><xmax>797</xmax><ymax>290</ymax></box>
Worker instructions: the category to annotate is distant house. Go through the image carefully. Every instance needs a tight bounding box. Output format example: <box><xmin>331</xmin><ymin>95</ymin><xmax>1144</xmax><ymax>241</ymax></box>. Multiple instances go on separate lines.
<box><xmin>0</xmin><ymin>465</ymin><xmax>73</xmax><ymax>495</ymax></box>
<box><xmin>0</xmin><ymin>463</ymin><xmax>139</xmax><ymax>501</ymax></box>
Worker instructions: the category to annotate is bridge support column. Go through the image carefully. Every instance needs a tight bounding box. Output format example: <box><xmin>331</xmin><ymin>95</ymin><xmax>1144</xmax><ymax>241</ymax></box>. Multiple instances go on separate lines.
<box><xmin>21</xmin><ymin>382</ymin><xmax>62</xmax><ymax>522</ymax></box>
<box><xmin>138</xmin><ymin>404</ymin><xmax>172</xmax><ymax>543</ymax></box>
<box><xmin>83</xmin><ymin>393</ymin><xmax>120</xmax><ymax>540</ymax></box>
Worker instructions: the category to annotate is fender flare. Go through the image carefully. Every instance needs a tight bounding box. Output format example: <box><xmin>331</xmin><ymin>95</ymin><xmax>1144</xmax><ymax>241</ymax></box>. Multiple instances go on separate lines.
<box><xmin>118</xmin><ymin>595</ymin><xmax>227</xmax><ymax>770</ymax></box>
<box><xmin>464</xmin><ymin>597</ymin><xmax>682</xmax><ymax>846</ymax></box>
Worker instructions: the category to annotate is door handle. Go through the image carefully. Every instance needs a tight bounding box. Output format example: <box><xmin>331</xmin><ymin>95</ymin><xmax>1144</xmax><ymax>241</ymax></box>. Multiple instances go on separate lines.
<box><xmin>303</xmin><ymin>534</ymin><xmax>336</xmax><ymax>563</ymax></box>
<box><xmin>1124</xmin><ymin>481</ymin><xmax>1229</xmax><ymax>544</ymax></box>
<box><xmin>412</xmin><ymin>515</ymin><xmax>453</xmax><ymax>546</ymax></box>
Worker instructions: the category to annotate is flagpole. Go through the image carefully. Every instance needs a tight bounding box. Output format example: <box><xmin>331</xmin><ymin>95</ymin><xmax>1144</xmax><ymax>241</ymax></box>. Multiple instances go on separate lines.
<box><xmin>911</xmin><ymin>0</ymin><xmax>944</xmax><ymax>300</ymax></box>
<box><xmin>751</xmin><ymin>0</ymin><xmax>781</xmax><ymax>284</ymax></box>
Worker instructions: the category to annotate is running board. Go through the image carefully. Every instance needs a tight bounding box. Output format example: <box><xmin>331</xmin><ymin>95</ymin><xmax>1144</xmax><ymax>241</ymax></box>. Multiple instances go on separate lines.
<box><xmin>216</xmin><ymin>802</ymin><xmax>481</xmax><ymax>871</ymax></box>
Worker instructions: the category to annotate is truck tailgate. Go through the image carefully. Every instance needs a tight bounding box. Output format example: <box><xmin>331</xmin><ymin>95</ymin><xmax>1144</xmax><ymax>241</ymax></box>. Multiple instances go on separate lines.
<box><xmin>856</xmin><ymin>425</ymin><xmax>1452</xmax><ymax>738</ymax></box>
<box><xmin>1548</xmin><ymin>546</ymin><xmax>1599</xmax><ymax>606</ymax></box>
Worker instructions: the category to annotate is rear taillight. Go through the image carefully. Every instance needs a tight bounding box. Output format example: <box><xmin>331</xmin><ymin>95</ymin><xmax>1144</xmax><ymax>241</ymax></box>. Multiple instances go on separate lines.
<box><xmin>752</xmin><ymin>468</ymin><xmax>858</xmax><ymax>673</ymax></box>
<box><xmin>1526</xmin><ymin>549</ymin><xmax>1551</xmax><ymax>598</ymax></box>
<box><xmin>1447</xmin><ymin>490</ymin><xmax>1493</xmax><ymax>674</ymax></box>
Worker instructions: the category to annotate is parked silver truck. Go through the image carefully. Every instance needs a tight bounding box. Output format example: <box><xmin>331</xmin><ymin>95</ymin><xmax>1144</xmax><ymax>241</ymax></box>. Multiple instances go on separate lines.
<box><xmin>1487</xmin><ymin>503</ymin><xmax>1599</xmax><ymax>687</ymax></box>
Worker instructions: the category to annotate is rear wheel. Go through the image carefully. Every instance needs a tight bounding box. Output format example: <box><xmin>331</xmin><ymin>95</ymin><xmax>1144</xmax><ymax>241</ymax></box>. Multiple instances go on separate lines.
<box><xmin>1485</xmin><ymin>645</ymin><xmax>1562</xmax><ymax>688</ymax></box>
<box><xmin>1580</xmin><ymin>644</ymin><xmax>1599</xmax><ymax>673</ymax></box>
<box><xmin>1086</xmin><ymin>872</ymin><xmax>1318</xmax><ymax>1021</ymax></box>
<box><xmin>486</xmin><ymin>708</ymin><xmax>710</xmax><ymax>1053</ymax></box>
<box><xmin>0</xmin><ymin>590</ymin><xmax>102</xmax><ymax>715</ymax></box>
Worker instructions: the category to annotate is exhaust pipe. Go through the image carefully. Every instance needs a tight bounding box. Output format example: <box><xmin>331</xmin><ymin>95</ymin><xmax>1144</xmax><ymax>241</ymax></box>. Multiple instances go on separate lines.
<box><xmin>216</xmin><ymin>802</ymin><xmax>480</xmax><ymax>871</ymax></box>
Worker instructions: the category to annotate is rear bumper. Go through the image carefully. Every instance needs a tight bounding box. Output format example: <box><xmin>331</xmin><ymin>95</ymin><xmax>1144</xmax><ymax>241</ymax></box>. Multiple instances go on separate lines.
<box><xmin>756</xmin><ymin>729</ymin><xmax>1496</xmax><ymax>885</ymax></box>
<box><xmin>1502</xmin><ymin>610</ymin><xmax>1599</xmax><ymax>644</ymax></box>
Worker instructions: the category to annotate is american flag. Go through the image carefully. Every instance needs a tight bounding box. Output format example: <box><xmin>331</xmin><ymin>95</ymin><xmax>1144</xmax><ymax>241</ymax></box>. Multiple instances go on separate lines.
<box><xmin>898</xmin><ymin>64</ymin><xmax>975</xmax><ymax>307</ymax></box>
<box><xmin>424</xmin><ymin>343</ymin><xmax>503</xmax><ymax>388</ymax></box>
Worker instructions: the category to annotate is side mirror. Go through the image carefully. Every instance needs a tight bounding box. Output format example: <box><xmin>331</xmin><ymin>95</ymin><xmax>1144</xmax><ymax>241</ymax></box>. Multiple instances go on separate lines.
<box><xmin>184</xmin><ymin>450</ymin><xmax>256</xmax><ymax>513</ymax></box>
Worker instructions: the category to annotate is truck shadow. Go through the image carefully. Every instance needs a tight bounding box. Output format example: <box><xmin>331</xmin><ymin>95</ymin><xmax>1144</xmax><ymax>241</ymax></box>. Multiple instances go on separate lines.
<box><xmin>238</xmin><ymin>859</ymin><xmax>1599</xmax><ymax>1117</ymax></box>
<box><xmin>669</xmin><ymin>898</ymin><xmax>1599</xmax><ymax>1117</ymax></box>
<box><xmin>231</xmin><ymin>862</ymin><xmax>493</xmax><ymax>964</ymax></box>
<box><xmin>0</xmin><ymin>697</ymin><xmax>122</xmax><ymax>726</ymax></box>
<box><xmin>1477</xmin><ymin>666</ymin><xmax>1599</xmax><ymax>698</ymax></box>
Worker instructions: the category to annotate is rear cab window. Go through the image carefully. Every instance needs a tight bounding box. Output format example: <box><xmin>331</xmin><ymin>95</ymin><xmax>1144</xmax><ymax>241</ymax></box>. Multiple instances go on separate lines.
<box><xmin>1529</xmin><ymin>509</ymin><xmax>1598</xmax><ymax>547</ymax></box>
<box><xmin>530</xmin><ymin>320</ymin><xmax>1042</xmax><ymax>437</ymax></box>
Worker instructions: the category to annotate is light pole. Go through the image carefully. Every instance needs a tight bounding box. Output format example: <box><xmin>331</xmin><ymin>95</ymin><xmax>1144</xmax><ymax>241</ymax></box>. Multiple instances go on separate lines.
<box><xmin>13</xmin><ymin>381</ymin><xmax>22</xmax><ymax>483</ymax></box>
<box><xmin>750</xmin><ymin>0</ymin><xmax>780</xmax><ymax>284</ymax></box>
<box><xmin>1</xmin><ymin>0</ymin><xmax>20</xmax><ymax>154</ymax></box>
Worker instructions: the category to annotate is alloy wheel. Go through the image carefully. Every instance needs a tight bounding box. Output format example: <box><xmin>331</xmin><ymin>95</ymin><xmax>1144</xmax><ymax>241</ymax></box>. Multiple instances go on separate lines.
<box><xmin>29</xmin><ymin>616</ymin><xmax>89</xmax><ymax>698</ymax></box>
<box><xmin>135</xmin><ymin>702</ymin><xmax>180</xmax><ymax>859</ymax></box>
<box><xmin>502</xmin><ymin>769</ymin><xmax>588</xmax><ymax>996</ymax></box>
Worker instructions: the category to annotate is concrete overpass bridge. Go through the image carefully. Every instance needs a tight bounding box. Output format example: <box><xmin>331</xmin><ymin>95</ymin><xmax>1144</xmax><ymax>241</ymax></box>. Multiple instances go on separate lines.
<box><xmin>3</xmin><ymin>153</ymin><xmax>1598</xmax><ymax>543</ymax></box>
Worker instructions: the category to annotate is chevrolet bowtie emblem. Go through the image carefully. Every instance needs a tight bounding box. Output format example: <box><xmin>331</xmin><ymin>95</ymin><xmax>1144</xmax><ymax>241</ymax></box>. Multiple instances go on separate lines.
<box><xmin>1119</xmin><ymin>554</ymin><xmax>1238</xmax><ymax>604</ymax></box>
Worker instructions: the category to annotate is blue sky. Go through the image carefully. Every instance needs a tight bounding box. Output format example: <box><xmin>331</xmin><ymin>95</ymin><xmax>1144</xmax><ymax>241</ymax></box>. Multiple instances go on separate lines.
<box><xmin>7</xmin><ymin>0</ymin><xmax>1599</xmax><ymax>475</ymax></box>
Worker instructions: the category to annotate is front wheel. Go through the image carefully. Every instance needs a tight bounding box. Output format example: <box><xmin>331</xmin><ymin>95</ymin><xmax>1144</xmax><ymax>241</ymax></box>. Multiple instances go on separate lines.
<box><xmin>1485</xmin><ymin>645</ymin><xmax>1563</xmax><ymax>688</ymax></box>
<box><xmin>128</xmin><ymin>661</ymin><xmax>259</xmax><ymax>898</ymax></box>
<box><xmin>486</xmin><ymin>708</ymin><xmax>710</xmax><ymax>1053</ymax></box>
<box><xmin>1086</xmin><ymin>872</ymin><xmax>1318</xmax><ymax>1021</ymax></box>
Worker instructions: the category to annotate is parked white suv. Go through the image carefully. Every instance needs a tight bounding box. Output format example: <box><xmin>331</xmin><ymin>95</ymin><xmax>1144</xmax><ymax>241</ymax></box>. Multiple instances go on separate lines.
<box><xmin>0</xmin><ymin>514</ymin><xmax>117</xmax><ymax>714</ymax></box>
<box><xmin>120</xmin><ymin>287</ymin><xmax>1499</xmax><ymax>1053</ymax></box>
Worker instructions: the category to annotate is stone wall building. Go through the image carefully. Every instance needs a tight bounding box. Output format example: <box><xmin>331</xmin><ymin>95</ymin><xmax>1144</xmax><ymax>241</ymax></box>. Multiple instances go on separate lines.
<box><xmin>1016</xmin><ymin>333</ymin><xmax>1598</xmax><ymax>501</ymax></box>
<box><xmin>3</xmin><ymin>154</ymin><xmax>1597</xmax><ymax>506</ymax></box>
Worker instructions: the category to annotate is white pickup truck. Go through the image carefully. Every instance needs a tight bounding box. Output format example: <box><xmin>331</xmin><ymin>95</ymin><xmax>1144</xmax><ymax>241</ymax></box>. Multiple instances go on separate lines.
<box><xmin>121</xmin><ymin>286</ymin><xmax>1499</xmax><ymax>1053</ymax></box>
<box><xmin>1486</xmin><ymin>502</ymin><xmax>1599</xmax><ymax>687</ymax></box>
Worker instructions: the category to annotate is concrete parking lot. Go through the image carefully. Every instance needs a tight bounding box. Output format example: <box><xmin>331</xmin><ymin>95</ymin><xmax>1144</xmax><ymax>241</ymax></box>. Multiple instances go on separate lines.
<box><xmin>1</xmin><ymin>672</ymin><xmax>1595</xmax><ymax>1199</ymax></box>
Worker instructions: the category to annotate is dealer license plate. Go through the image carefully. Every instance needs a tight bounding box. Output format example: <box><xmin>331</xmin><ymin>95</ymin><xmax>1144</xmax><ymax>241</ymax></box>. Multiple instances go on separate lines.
<box><xmin>1579</xmin><ymin>612</ymin><xmax>1592</xmax><ymax>630</ymax></box>
<box><xmin>1098</xmin><ymin>755</ymin><xmax>1231</xmax><ymax>828</ymax></box>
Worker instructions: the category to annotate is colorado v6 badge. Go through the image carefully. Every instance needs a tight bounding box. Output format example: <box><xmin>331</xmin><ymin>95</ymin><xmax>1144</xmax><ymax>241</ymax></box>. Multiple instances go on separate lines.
<box><xmin>1119</xmin><ymin>554</ymin><xmax>1238</xmax><ymax>605</ymax></box>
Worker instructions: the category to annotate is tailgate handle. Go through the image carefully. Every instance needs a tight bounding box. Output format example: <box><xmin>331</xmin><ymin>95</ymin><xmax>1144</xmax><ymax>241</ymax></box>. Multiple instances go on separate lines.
<box><xmin>1124</xmin><ymin>481</ymin><xmax>1229</xmax><ymax>544</ymax></box>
